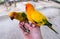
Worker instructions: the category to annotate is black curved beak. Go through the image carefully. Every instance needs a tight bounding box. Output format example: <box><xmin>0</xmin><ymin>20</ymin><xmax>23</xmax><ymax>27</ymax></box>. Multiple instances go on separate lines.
<box><xmin>10</xmin><ymin>17</ymin><xmax>14</xmax><ymax>20</ymax></box>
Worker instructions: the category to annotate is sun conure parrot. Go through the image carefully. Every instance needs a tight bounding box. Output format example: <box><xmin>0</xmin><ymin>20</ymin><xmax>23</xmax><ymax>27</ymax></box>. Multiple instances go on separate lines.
<box><xmin>25</xmin><ymin>3</ymin><xmax>58</xmax><ymax>34</ymax></box>
<box><xmin>8</xmin><ymin>11</ymin><xmax>30</xmax><ymax>33</ymax></box>
<box><xmin>8</xmin><ymin>11</ymin><xmax>28</xmax><ymax>22</ymax></box>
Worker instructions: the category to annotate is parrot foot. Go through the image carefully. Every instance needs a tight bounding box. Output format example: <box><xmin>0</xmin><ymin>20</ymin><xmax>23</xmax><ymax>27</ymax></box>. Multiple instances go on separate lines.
<box><xmin>22</xmin><ymin>25</ymin><xmax>30</xmax><ymax>34</ymax></box>
<box><xmin>29</xmin><ymin>22</ymin><xmax>39</xmax><ymax>28</ymax></box>
<box><xmin>29</xmin><ymin>22</ymin><xmax>36</xmax><ymax>28</ymax></box>
<box><xmin>29</xmin><ymin>21</ymin><xmax>36</xmax><ymax>27</ymax></box>
<box><xmin>20</xmin><ymin>21</ymin><xmax>30</xmax><ymax>34</ymax></box>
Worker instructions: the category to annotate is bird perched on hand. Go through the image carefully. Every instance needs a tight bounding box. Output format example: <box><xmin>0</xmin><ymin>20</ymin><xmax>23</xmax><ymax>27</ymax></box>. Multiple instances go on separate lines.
<box><xmin>25</xmin><ymin>3</ymin><xmax>58</xmax><ymax>34</ymax></box>
<box><xmin>8</xmin><ymin>11</ymin><xmax>30</xmax><ymax>33</ymax></box>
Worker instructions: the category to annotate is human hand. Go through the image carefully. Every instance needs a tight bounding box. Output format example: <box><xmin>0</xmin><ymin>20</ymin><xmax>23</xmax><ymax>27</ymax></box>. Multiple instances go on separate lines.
<box><xmin>19</xmin><ymin>21</ymin><xmax>43</xmax><ymax>39</ymax></box>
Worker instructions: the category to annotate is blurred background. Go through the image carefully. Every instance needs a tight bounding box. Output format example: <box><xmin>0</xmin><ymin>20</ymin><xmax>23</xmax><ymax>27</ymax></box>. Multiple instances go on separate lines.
<box><xmin>0</xmin><ymin>0</ymin><xmax>60</xmax><ymax>39</ymax></box>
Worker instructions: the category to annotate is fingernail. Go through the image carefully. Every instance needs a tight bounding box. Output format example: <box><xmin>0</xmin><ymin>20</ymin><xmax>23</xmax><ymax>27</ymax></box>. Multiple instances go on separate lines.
<box><xmin>29</xmin><ymin>21</ymin><xmax>32</xmax><ymax>25</ymax></box>
<box><xmin>32</xmin><ymin>24</ymin><xmax>36</xmax><ymax>27</ymax></box>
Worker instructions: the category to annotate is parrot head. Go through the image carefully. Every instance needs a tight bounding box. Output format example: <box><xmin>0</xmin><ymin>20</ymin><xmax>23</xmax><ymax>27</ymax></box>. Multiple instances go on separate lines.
<box><xmin>25</xmin><ymin>3</ymin><xmax>35</xmax><ymax>11</ymax></box>
<box><xmin>8</xmin><ymin>12</ymin><xmax>17</xmax><ymax>20</ymax></box>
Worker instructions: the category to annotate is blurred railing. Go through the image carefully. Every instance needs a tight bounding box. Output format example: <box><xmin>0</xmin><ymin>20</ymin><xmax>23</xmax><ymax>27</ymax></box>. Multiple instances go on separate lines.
<box><xmin>0</xmin><ymin>0</ymin><xmax>40</xmax><ymax>9</ymax></box>
<box><xmin>0</xmin><ymin>0</ymin><xmax>50</xmax><ymax>5</ymax></box>
<box><xmin>0</xmin><ymin>0</ymin><xmax>49</xmax><ymax>11</ymax></box>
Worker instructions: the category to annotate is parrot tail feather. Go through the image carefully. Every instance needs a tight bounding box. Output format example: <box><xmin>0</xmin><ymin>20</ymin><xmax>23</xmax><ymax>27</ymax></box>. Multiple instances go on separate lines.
<box><xmin>45</xmin><ymin>21</ymin><xmax>58</xmax><ymax>34</ymax></box>
<box><xmin>48</xmin><ymin>26</ymin><xmax>58</xmax><ymax>34</ymax></box>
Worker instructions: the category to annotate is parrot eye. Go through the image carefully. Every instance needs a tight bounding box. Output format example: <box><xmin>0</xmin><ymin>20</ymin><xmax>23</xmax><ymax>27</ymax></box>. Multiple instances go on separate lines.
<box><xmin>10</xmin><ymin>17</ymin><xmax>14</xmax><ymax>20</ymax></box>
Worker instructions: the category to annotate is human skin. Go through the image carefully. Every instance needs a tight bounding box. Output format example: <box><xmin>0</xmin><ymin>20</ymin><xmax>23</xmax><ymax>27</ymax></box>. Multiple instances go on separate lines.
<box><xmin>19</xmin><ymin>22</ymin><xmax>43</xmax><ymax>39</ymax></box>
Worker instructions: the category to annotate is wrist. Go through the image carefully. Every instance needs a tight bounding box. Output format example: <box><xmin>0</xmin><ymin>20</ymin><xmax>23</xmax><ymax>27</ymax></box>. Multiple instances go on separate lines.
<box><xmin>31</xmin><ymin>27</ymin><xmax>43</xmax><ymax>39</ymax></box>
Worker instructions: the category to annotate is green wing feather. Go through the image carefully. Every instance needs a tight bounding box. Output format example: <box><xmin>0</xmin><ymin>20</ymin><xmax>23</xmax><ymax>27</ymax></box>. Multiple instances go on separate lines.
<box><xmin>21</xmin><ymin>12</ymin><xmax>28</xmax><ymax>23</ymax></box>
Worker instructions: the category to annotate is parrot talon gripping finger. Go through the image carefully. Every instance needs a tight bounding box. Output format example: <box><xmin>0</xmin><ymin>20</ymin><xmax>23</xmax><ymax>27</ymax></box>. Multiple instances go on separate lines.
<box><xmin>22</xmin><ymin>25</ymin><xmax>30</xmax><ymax>33</ymax></box>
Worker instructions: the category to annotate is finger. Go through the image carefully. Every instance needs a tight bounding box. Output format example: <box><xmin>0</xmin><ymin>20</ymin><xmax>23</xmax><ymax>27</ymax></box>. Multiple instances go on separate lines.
<box><xmin>18</xmin><ymin>24</ymin><xmax>30</xmax><ymax>35</ymax></box>
<box><xmin>25</xmin><ymin>23</ymin><xmax>32</xmax><ymax>30</ymax></box>
<box><xmin>29</xmin><ymin>21</ymin><xmax>32</xmax><ymax>26</ymax></box>
<box><xmin>26</xmin><ymin>23</ymin><xmax>40</xmax><ymax>29</ymax></box>
<box><xmin>18</xmin><ymin>23</ymin><xmax>25</xmax><ymax>33</ymax></box>
<box><xmin>19</xmin><ymin>22</ymin><xmax>27</xmax><ymax>32</ymax></box>
<box><xmin>28</xmin><ymin>21</ymin><xmax>37</xmax><ymax>28</ymax></box>
<box><xmin>19</xmin><ymin>21</ymin><xmax>25</xmax><ymax>26</ymax></box>
<box><xmin>19</xmin><ymin>22</ymin><xmax>30</xmax><ymax>34</ymax></box>
<box><xmin>31</xmin><ymin>24</ymin><xmax>36</xmax><ymax>28</ymax></box>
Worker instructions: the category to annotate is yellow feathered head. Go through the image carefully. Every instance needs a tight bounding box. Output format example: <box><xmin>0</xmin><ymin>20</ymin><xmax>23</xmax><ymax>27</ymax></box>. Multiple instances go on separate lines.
<box><xmin>8</xmin><ymin>11</ymin><xmax>17</xmax><ymax>20</ymax></box>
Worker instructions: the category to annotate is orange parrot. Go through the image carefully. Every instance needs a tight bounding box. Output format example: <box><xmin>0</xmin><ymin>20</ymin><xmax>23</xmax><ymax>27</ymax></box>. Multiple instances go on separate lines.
<box><xmin>25</xmin><ymin>3</ymin><xmax>58</xmax><ymax>34</ymax></box>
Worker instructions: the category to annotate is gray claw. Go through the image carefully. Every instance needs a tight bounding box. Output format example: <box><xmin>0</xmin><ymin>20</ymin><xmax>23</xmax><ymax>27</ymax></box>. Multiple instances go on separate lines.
<box><xmin>22</xmin><ymin>25</ymin><xmax>30</xmax><ymax>33</ymax></box>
